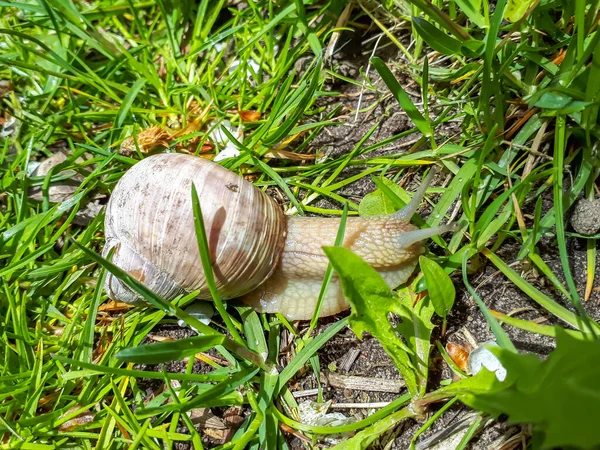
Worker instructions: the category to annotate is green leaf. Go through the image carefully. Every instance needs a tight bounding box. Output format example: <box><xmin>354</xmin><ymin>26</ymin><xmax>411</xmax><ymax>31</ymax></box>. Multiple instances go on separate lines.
<box><xmin>371</xmin><ymin>57</ymin><xmax>433</xmax><ymax>138</ymax></box>
<box><xmin>530</xmin><ymin>91</ymin><xmax>591</xmax><ymax>114</ymax></box>
<box><xmin>504</xmin><ymin>0</ymin><xmax>537</xmax><ymax>22</ymax></box>
<box><xmin>115</xmin><ymin>335</ymin><xmax>225</xmax><ymax>364</ymax></box>
<box><xmin>412</xmin><ymin>17</ymin><xmax>462</xmax><ymax>56</ymax></box>
<box><xmin>322</xmin><ymin>246</ymin><xmax>422</xmax><ymax>397</ymax></box>
<box><xmin>427</xmin><ymin>366</ymin><xmax>501</xmax><ymax>400</ymax></box>
<box><xmin>461</xmin><ymin>330</ymin><xmax>600</xmax><ymax>449</ymax></box>
<box><xmin>419</xmin><ymin>256</ymin><xmax>456</xmax><ymax>318</ymax></box>
<box><xmin>396</xmin><ymin>286</ymin><xmax>435</xmax><ymax>396</ymax></box>
<box><xmin>460</xmin><ymin>39</ymin><xmax>485</xmax><ymax>58</ymax></box>
<box><xmin>533</xmin><ymin>92</ymin><xmax>576</xmax><ymax>109</ymax></box>
<box><xmin>358</xmin><ymin>177</ymin><xmax>407</xmax><ymax>216</ymax></box>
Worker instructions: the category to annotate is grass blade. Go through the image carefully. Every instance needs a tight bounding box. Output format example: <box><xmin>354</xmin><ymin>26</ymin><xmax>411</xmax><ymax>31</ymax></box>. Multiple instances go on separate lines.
<box><xmin>190</xmin><ymin>183</ymin><xmax>245</xmax><ymax>344</ymax></box>
<box><xmin>462</xmin><ymin>251</ymin><xmax>517</xmax><ymax>352</ymax></box>
<box><xmin>371</xmin><ymin>57</ymin><xmax>433</xmax><ymax>138</ymax></box>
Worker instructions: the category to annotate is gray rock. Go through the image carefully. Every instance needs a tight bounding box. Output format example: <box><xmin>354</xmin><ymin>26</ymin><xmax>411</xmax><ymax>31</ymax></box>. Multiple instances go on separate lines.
<box><xmin>570</xmin><ymin>198</ymin><xmax>600</xmax><ymax>235</ymax></box>
<box><xmin>28</xmin><ymin>149</ymin><xmax>103</xmax><ymax>226</ymax></box>
<box><xmin>28</xmin><ymin>148</ymin><xmax>85</xmax><ymax>203</ymax></box>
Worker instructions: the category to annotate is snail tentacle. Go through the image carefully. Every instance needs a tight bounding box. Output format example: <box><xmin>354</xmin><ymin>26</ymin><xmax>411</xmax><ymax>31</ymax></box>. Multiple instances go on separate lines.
<box><xmin>393</xmin><ymin>223</ymin><xmax>457</xmax><ymax>250</ymax></box>
<box><xmin>390</xmin><ymin>166</ymin><xmax>437</xmax><ymax>220</ymax></box>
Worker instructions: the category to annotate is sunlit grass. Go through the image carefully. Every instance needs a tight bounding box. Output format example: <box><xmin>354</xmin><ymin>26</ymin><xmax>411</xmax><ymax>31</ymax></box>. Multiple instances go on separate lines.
<box><xmin>1</xmin><ymin>0</ymin><xmax>600</xmax><ymax>448</ymax></box>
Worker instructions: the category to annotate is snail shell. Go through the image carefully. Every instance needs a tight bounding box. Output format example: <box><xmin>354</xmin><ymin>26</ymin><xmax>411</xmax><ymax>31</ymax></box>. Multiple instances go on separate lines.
<box><xmin>103</xmin><ymin>153</ymin><xmax>452</xmax><ymax>320</ymax></box>
<box><xmin>103</xmin><ymin>153</ymin><xmax>286</xmax><ymax>304</ymax></box>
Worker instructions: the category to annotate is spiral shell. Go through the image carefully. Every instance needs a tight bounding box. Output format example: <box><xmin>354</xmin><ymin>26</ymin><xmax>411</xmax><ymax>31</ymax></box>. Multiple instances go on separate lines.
<box><xmin>102</xmin><ymin>153</ymin><xmax>287</xmax><ymax>304</ymax></box>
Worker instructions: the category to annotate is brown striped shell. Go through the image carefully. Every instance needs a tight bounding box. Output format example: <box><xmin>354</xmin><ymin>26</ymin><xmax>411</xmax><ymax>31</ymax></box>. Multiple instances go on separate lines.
<box><xmin>102</xmin><ymin>153</ymin><xmax>287</xmax><ymax>304</ymax></box>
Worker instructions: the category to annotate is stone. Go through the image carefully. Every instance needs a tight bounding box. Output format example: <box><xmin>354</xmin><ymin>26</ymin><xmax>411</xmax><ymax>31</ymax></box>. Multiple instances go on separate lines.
<box><xmin>570</xmin><ymin>198</ymin><xmax>600</xmax><ymax>236</ymax></box>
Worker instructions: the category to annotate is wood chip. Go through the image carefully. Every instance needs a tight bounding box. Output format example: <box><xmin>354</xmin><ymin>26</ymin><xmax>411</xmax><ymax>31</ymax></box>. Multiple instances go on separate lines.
<box><xmin>321</xmin><ymin>372</ymin><xmax>404</xmax><ymax>393</ymax></box>
<box><xmin>330</xmin><ymin>402</ymin><xmax>390</xmax><ymax>409</ymax></box>
<box><xmin>338</xmin><ymin>347</ymin><xmax>361</xmax><ymax>372</ymax></box>
<box><xmin>203</xmin><ymin>428</ymin><xmax>227</xmax><ymax>441</ymax></box>
<box><xmin>292</xmin><ymin>388</ymin><xmax>319</xmax><ymax>398</ymax></box>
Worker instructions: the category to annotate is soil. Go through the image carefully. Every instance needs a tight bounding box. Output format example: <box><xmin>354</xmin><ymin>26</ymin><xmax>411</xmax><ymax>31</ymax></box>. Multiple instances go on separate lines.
<box><xmin>123</xmin><ymin>27</ymin><xmax>600</xmax><ymax>450</ymax></box>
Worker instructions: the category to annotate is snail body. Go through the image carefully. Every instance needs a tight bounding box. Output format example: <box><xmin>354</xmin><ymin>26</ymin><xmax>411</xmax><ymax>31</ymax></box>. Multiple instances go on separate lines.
<box><xmin>103</xmin><ymin>153</ymin><xmax>451</xmax><ymax>320</ymax></box>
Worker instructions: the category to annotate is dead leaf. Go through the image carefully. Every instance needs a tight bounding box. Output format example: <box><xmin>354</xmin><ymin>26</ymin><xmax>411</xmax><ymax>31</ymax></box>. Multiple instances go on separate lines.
<box><xmin>446</xmin><ymin>342</ymin><xmax>470</xmax><ymax>372</ymax></box>
<box><xmin>119</xmin><ymin>126</ymin><xmax>171</xmax><ymax>156</ymax></box>
<box><xmin>238</xmin><ymin>110</ymin><xmax>261</xmax><ymax>122</ymax></box>
<box><xmin>264</xmin><ymin>149</ymin><xmax>315</xmax><ymax>161</ymax></box>
<box><xmin>176</xmin><ymin>137</ymin><xmax>215</xmax><ymax>155</ymax></box>
<box><xmin>98</xmin><ymin>301</ymin><xmax>136</xmax><ymax>312</ymax></box>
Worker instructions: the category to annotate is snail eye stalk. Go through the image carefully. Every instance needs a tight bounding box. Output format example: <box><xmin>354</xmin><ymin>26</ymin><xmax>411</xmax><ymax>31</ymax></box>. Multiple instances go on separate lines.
<box><xmin>390</xmin><ymin>166</ymin><xmax>437</xmax><ymax>221</ymax></box>
<box><xmin>394</xmin><ymin>223</ymin><xmax>458</xmax><ymax>250</ymax></box>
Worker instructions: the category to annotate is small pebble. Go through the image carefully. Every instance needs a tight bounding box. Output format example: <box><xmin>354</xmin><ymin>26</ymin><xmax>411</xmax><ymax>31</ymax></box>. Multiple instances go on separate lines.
<box><xmin>570</xmin><ymin>198</ymin><xmax>600</xmax><ymax>235</ymax></box>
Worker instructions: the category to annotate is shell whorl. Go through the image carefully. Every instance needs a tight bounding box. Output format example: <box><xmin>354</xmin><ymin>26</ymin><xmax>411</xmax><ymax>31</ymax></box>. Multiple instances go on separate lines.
<box><xmin>102</xmin><ymin>153</ymin><xmax>287</xmax><ymax>303</ymax></box>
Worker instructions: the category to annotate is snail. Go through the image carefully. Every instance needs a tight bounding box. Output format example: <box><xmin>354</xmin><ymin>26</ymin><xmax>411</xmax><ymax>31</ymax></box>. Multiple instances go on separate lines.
<box><xmin>102</xmin><ymin>153</ymin><xmax>453</xmax><ymax>320</ymax></box>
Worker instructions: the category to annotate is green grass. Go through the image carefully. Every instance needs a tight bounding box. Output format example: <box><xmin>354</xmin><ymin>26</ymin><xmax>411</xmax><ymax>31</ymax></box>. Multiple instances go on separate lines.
<box><xmin>2</xmin><ymin>0</ymin><xmax>600</xmax><ymax>448</ymax></box>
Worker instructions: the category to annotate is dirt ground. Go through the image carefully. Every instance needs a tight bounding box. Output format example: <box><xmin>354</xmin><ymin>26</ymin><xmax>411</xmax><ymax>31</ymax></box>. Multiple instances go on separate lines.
<box><xmin>131</xmin><ymin>31</ymin><xmax>600</xmax><ymax>449</ymax></box>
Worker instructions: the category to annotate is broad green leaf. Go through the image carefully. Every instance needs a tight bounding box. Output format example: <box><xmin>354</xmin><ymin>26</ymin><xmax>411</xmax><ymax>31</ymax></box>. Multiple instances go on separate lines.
<box><xmin>504</xmin><ymin>0</ymin><xmax>537</xmax><ymax>22</ymax></box>
<box><xmin>419</xmin><ymin>256</ymin><xmax>456</xmax><ymax>318</ymax></box>
<box><xmin>323</xmin><ymin>246</ymin><xmax>421</xmax><ymax>397</ymax></box>
<box><xmin>358</xmin><ymin>177</ymin><xmax>407</xmax><ymax>216</ymax></box>
<box><xmin>425</xmin><ymin>367</ymin><xmax>500</xmax><ymax>400</ymax></box>
<box><xmin>460</xmin><ymin>39</ymin><xmax>485</xmax><ymax>57</ymax></box>
<box><xmin>461</xmin><ymin>330</ymin><xmax>600</xmax><ymax>449</ymax></box>
<box><xmin>396</xmin><ymin>286</ymin><xmax>435</xmax><ymax>396</ymax></box>
<box><xmin>115</xmin><ymin>335</ymin><xmax>225</xmax><ymax>364</ymax></box>
<box><xmin>532</xmin><ymin>92</ymin><xmax>575</xmax><ymax>109</ymax></box>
